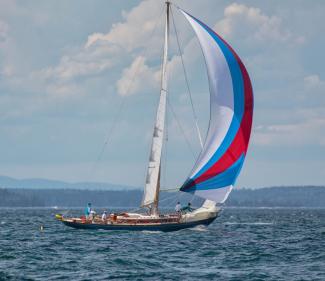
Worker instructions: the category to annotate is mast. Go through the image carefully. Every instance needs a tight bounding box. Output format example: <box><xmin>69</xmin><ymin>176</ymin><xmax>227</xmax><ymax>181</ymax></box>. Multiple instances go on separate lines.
<box><xmin>141</xmin><ymin>1</ymin><xmax>170</xmax><ymax>215</ymax></box>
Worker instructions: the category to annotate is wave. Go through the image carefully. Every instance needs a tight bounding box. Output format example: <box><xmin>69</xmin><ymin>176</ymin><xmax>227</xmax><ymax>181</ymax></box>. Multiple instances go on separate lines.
<box><xmin>223</xmin><ymin>222</ymin><xmax>274</xmax><ymax>225</ymax></box>
<box><xmin>141</xmin><ymin>230</ymin><xmax>163</xmax><ymax>234</ymax></box>
<box><xmin>190</xmin><ymin>225</ymin><xmax>209</xmax><ymax>232</ymax></box>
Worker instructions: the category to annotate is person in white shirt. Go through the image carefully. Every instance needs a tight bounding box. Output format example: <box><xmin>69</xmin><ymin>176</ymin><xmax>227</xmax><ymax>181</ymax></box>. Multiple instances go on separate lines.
<box><xmin>175</xmin><ymin>202</ymin><xmax>181</xmax><ymax>213</ymax></box>
<box><xmin>89</xmin><ymin>209</ymin><xmax>96</xmax><ymax>221</ymax></box>
<box><xmin>102</xmin><ymin>211</ymin><xmax>107</xmax><ymax>222</ymax></box>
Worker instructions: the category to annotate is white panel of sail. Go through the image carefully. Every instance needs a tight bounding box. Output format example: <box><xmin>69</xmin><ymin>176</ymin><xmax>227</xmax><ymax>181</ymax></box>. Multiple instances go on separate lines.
<box><xmin>142</xmin><ymin>4</ymin><xmax>169</xmax><ymax>207</ymax></box>
<box><xmin>195</xmin><ymin>185</ymin><xmax>233</xmax><ymax>204</ymax></box>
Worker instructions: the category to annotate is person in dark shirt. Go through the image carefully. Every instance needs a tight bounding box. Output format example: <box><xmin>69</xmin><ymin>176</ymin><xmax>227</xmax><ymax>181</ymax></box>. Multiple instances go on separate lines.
<box><xmin>181</xmin><ymin>202</ymin><xmax>194</xmax><ymax>212</ymax></box>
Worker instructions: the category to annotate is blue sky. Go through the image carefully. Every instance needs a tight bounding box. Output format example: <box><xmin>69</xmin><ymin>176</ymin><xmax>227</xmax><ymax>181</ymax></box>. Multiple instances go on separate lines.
<box><xmin>0</xmin><ymin>0</ymin><xmax>324</xmax><ymax>188</ymax></box>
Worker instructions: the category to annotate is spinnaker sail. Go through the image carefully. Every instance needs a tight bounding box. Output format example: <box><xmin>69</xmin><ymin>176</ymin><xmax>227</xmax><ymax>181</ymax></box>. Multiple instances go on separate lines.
<box><xmin>179</xmin><ymin>9</ymin><xmax>253</xmax><ymax>203</ymax></box>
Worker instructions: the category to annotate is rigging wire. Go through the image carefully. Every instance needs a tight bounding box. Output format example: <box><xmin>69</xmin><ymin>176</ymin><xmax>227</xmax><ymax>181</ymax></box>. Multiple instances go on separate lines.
<box><xmin>170</xmin><ymin>7</ymin><xmax>204</xmax><ymax>149</ymax></box>
<box><xmin>164</xmin><ymin>195</ymin><xmax>179</xmax><ymax>208</ymax></box>
<box><xmin>88</xmin><ymin>6</ymin><xmax>166</xmax><ymax>180</ymax></box>
<box><xmin>159</xmin><ymin>192</ymin><xmax>178</xmax><ymax>203</ymax></box>
<box><xmin>160</xmin><ymin>187</ymin><xmax>179</xmax><ymax>192</ymax></box>
<box><xmin>167</xmin><ymin>97</ymin><xmax>196</xmax><ymax>158</ymax></box>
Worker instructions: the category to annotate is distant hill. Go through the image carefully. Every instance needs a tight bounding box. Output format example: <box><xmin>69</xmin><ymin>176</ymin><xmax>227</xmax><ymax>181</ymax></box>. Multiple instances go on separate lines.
<box><xmin>0</xmin><ymin>175</ymin><xmax>140</xmax><ymax>191</ymax></box>
<box><xmin>0</xmin><ymin>186</ymin><xmax>324</xmax><ymax>208</ymax></box>
<box><xmin>0</xmin><ymin>188</ymin><xmax>44</xmax><ymax>207</ymax></box>
<box><xmin>226</xmin><ymin>186</ymin><xmax>325</xmax><ymax>207</ymax></box>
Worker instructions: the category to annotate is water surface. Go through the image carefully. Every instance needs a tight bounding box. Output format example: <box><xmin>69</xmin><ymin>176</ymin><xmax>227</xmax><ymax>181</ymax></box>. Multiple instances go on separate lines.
<box><xmin>0</xmin><ymin>208</ymin><xmax>324</xmax><ymax>280</ymax></box>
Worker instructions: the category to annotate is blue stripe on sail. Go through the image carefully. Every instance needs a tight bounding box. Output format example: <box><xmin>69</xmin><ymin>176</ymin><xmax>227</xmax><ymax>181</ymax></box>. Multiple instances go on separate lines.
<box><xmin>186</xmin><ymin>154</ymin><xmax>245</xmax><ymax>192</ymax></box>
<box><xmin>185</xmin><ymin>13</ymin><xmax>245</xmax><ymax>180</ymax></box>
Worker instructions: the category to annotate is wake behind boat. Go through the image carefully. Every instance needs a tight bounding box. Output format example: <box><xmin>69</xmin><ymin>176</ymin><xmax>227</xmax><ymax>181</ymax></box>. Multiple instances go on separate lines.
<box><xmin>57</xmin><ymin>1</ymin><xmax>253</xmax><ymax>232</ymax></box>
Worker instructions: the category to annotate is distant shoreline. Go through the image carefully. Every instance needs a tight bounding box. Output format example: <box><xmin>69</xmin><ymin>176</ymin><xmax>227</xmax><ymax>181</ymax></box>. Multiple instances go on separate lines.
<box><xmin>0</xmin><ymin>186</ymin><xmax>324</xmax><ymax>208</ymax></box>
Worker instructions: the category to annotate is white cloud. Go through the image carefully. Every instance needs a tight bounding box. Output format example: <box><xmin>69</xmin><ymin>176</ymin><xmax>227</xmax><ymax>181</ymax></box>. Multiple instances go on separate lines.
<box><xmin>215</xmin><ymin>3</ymin><xmax>304</xmax><ymax>44</ymax></box>
<box><xmin>116</xmin><ymin>56</ymin><xmax>160</xmax><ymax>96</ymax></box>
<box><xmin>39</xmin><ymin>1</ymin><xmax>307</xmax><ymax>101</ymax></box>
<box><xmin>34</xmin><ymin>0</ymin><xmax>166</xmax><ymax>99</ymax></box>
<box><xmin>85</xmin><ymin>0</ymin><xmax>164</xmax><ymax>52</ymax></box>
<box><xmin>304</xmin><ymin>74</ymin><xmax>325</xmax><ymax>89</ymax></box>
<box><xmin>41</xmin><ymin>52</ymin><xmax>115</xmax><ymax>82</ymax></box>
<box><xmin>168</xmin><ymin>37</ymin><xmax>201</xmax><ymax>79</ymax></box>
<box><xmin>31</xmin><ymin>40</ymin><xmax>125</xmax><ymax>101</ymax></box>
<box><xmin>45</xmin><ymin>82</ymin><xmax>84</xmax><ymax>100</ymax></box>
<box><xmin>253</xmin><ymin>117</ymin><xmax>325</xmax><ymax>147</ymax></box>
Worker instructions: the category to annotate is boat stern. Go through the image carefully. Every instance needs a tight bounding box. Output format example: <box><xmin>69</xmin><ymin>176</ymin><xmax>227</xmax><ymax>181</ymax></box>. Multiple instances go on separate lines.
<box><xmin>181</xmin><ymin>202</ymin><xmax>221</xmax><ymax>223</ymax></box>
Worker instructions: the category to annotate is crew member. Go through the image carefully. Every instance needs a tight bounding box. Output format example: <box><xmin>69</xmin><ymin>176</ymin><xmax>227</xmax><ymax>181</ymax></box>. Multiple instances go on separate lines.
<box><xmin>85</xmin><ymin>203</ymin><xmax>92</xmax><ymax>219</ymax></box>
<box><xmin>102</xmin><ymin>211</ymin><xmax>107</xmax><ymax>222</ymax></box>
<box><xmin>175</xmin><ymin>202</ymin><xmax>181</xmax><ymax>213</ymax></box>
<box><xmin>181</xmin><ymin>202</ymin><xmax>193</xmax><ymax>213</ymax></box>
<box><xmin>89</xmin><ymin>209</ymin><xmax>96</xmax><ymax>221</ymax></box>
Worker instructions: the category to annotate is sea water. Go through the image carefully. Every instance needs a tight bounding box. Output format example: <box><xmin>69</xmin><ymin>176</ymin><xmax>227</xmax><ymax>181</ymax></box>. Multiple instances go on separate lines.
<box><xmin>0</xmin><ymin>208</ymin><xmax>324</xmax><ymax>280</ymax></box>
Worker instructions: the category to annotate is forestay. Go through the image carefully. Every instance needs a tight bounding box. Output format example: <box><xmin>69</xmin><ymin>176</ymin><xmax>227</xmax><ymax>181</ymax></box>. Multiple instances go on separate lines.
<box><xmin>179</xmin><ymin>9</ymin><xmax>254</xmax><ymax>203</ymax></box>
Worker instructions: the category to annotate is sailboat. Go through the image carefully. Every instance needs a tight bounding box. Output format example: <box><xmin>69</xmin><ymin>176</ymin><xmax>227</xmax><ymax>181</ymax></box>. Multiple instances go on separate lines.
<box><xmin>57</xmin><ymin>1</ymin><xmax>253</xmax><ymax>232</ymax></box>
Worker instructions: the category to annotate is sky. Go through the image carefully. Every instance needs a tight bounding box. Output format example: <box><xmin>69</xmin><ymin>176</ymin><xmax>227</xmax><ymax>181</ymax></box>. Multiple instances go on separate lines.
<box><xmin>0</xmin><ymin>0</ymin><xmax>324</xmax><ymax>189</ymax></box>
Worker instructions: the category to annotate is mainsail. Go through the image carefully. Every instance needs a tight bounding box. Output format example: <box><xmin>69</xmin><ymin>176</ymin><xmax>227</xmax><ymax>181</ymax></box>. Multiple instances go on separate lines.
<box><xmin>179</xmin><ymin>9</ymin><xmax>254</xmax><ymax>203</ymax></box>
<box><xmin>142</xmin><ymin>2</ymin><xmax>170</xmax><ymax>209</ymax></box>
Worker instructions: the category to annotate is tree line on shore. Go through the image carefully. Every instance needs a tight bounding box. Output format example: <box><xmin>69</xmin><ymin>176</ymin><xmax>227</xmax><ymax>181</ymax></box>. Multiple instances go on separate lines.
<box><xmin>0</xmin><ymin>186</ymin><xmax>324</xmax><ymax>208</ymax></box>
